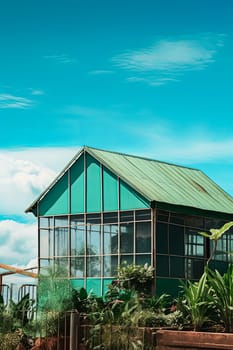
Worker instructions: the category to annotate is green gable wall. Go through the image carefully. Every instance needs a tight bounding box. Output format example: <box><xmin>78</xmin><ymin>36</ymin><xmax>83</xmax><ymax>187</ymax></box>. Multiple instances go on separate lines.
<box><xmin>86</xmin><ymin>153</ymin><xmax>102</xmax><ymax>212</ymax></box>
<box><xmin>120</xmin><ymin>180</ymin><xmax>150</xmax><ymax>210</ymax></box>
<box><xmin>38</xmin><ymin>151</ymin><xmax>150</xmax><ymax>216</ymax></box>
<box><xmin>70</xmin><ymin>154</ymin><xmax>84</xmax><ymax>213</ymax></box>
<box><xmin>39</xmin><ymin>173</ymin><xmax>69</xmax><ymax>216</ymax></box>
<box><xmin>103</xmin><ymin>167</ymin><xmax>118</xmax><ymax>211</ymax></box>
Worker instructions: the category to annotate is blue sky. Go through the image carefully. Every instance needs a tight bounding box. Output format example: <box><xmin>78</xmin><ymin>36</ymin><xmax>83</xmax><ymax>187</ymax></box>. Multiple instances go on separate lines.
<box><xmin>0</xmin><ymin>0</ymin><xmax>233</xmax><ymax>270</ymax></box>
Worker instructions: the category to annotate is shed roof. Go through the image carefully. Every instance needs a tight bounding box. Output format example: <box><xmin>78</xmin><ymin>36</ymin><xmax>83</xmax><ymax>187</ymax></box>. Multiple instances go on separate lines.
<box><xmin>26</xmin><ymin>146</ymin><xmax>233</xmax><ymax>216</ymax></box>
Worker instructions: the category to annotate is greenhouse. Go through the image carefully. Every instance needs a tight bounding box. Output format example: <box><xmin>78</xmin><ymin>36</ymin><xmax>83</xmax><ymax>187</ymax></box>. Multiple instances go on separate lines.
<box><xmin>26</xmin><ymin>146</ymin><xmax>233</xmax><ymax>296</ymax></box>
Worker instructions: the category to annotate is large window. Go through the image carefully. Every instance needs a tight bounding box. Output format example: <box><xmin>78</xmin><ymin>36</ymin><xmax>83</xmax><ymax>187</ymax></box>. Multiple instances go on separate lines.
<box><xmin>39</xmin><ymin>209</ymin><xmax>152</xmax><ymax>279</ymax></box>
<box><xmin>156</xmin><ymin>211</ymin><xmax>233</xmax><ymax>280</ymax></box>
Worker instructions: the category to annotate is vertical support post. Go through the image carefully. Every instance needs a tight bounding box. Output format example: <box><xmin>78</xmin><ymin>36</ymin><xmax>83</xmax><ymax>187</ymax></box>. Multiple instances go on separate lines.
<box><xmin>69</xmin><ymin>310</ymin><xmax>80</xmax><ymax>350</ymax></box>
<box><xmin>0</xmin><ymin>274</ymin><xmax>2</xmax><ymax>295</ymax></box>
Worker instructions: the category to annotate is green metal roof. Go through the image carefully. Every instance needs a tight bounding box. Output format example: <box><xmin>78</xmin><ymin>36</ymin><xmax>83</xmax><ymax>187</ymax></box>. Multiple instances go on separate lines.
<box><xmin>26</xmin><ymin>146</ymin><xmax>233</xmax><ymax>215</ymax></box>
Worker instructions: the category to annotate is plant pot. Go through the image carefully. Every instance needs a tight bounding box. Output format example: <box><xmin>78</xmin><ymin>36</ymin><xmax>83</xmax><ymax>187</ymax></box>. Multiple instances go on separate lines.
<box><xmin>156</xmin><ymin>329</ymin><xmax>233</xmax><ymax>349</ymax></box>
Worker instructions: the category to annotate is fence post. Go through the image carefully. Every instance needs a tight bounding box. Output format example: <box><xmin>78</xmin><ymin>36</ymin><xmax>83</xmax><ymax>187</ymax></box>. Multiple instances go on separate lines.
<box><xmin>69</xmin><ymin>310</ymin><xmax>80</xmax><ymax>350</ymax></box>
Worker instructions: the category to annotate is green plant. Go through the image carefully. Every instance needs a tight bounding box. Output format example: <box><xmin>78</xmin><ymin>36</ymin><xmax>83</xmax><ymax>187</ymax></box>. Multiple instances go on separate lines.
<box><xmin>178</xmin><ymin>271</ymin><xmax>214</xmax><ymax>331</ymax></box>
<box><xmin>117</xmin><ymin>263</ymin><xmax>154</xmax><ymax>295</ymax></box>
<box><xmin>207</xmin><ymin>264</ymin><xmax>233</xmax><ymax>332</ymax></box>
<box><xmin>37</xmin><ymin>265</ymin><xmax>72</xmax><ymax>312</ymax></box>
<box><xmin>199</xmin><ymin>221</ymin><xmax>233</xmax><ymax>265</ymax></box>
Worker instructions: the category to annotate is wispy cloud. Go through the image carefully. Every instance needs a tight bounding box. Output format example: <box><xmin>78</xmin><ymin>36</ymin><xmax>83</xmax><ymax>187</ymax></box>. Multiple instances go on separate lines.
<box><xmin>113</xmin><ymin>33</ymin><xmax>225</xmax><ymax>85</ymax></box>
<box><xmin>30</xmin><ymin>89</ymin><xmax>45</xmax><ymax>96</ymax></box>
<box><xmin>89</xmin><ymin>70</ymin><xmax>114</xmax><ymax>75</ymax></box>
<box><xmin>44</xmin><ymin>54</ymin><xmax>77</xmax><ymax>64</ymax></box>
<box><xmin>0</xmin><ymin>94</ymin><xmax>33</xmax><ymax>109</ymax></box>
<box><xmin>64</xmin><ymin>104</ymin><xmax>123</xmax><ymax>120</ymax></box>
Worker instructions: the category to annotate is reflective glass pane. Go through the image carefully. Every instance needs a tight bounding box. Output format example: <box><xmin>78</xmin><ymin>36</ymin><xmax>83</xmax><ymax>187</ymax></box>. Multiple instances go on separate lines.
<box><xmin>39</xmin><ymin>259</ymin><xmax>51</xmax><ymax>269</ymax></box>
<box><xmin>54</xmin><ymin>258</ymin><xmax>69</xmax><ymax>276</ymax></box>
<box><xmin>120</xmin><ymin>211</ymin><xmax>134</xmax><ymax>223</ymax></box>
<box><xmin>87</xmin><ymin>224</ymin><xmax>101</xmax><ymax>255</ymax></box>
<box><xmin>104</xmin><ymin>212</ymin><xmax>118</xmax><ymax>223</ymax></box>
<box><xmin>169</xmin><ymin>225</ymin><xmax>184</xmax><ymax>255</ymax></box>
<box><xmin>156</xmin><ymin>223</ymin><xmax>168</xmax><ymax>254</ymax></box>
<box><xmin>135</xmin><ymin>210</ymin><xmax>151</xmax><ymax>221</ymax></box>
<box><xmin>103</xmin><ymin>224</ymin><xmax>118</xmax><ymax>254</ymax></box>
<box><xmin>136</xmin><ymin>222</ymin><xmax>151</xmax><ymax>253</ymax></box>
<box><xmin>71</xmin><ymin>257</ymin><xmax>84</xmax><ymax>277</ymax></box>
<box><xmin>86</xmin><ymin>213</ymin><xmax>101</xmax><ymax>224</ymax></box>
<box><xmin>156</xmin><ymin>255</ymin><xmax>169</xmax><ymax>277</ymax></box>
<box><xmin>157</xmin><ymin>210</ymin><xmax>169</xmax><ymax>223</ymax></box>
<box><xmin>40</xmin><ymin>217</ymin><xmax>53</xmax><ymax>228</ymax></box>
<box><xmin>185</xmin><ymin>258</ymin><xmax>204</xmax><ymax>280</ymax></box>
<box><xmin>71</xmin><ymin>226</ymin><xmax>85</xmax><ymax>255</ymax></box>
<box><xmin>71</xmin><ymin>215</ymin><xmax>84</xmax><ymax>227</ymax></box>
<box><xmin>54</xmin><ymin>216</ymin><xmax>68</xmax><ymax>227</ymax></box>
<box><xmin>120</xmin><ymin>255</ymin><xmax>133</xmax><ymax>265</ymax></box>
<box><xmin>135</xmin><ymin>254</ymin><xmax>151</xmax><ymax>266</ymax></box>
<box><xmin>55</xmin><ymin>227</ymin><xmax>68</xmax><ymax>256</ymax></box>
<box><xmin>170</xmin><ymin>257</ymin><xmax>184</xmax><ymax>278</ymax></box>
<box><xmin>120</xmin><ymin>223</ymin><xmax>134</xmax><ymax>253</ymax></box>
<box><xmin>40</xmin><ymin>229</ymin><xmax>50</xmax><ymax>258</ymax></box>
<box><xmin>104</xmin><ymin>256</ymin><xmax>118</xmax><ymax>277</ymax></box>
<box><xmin>87</xmin><ymin>256</ymin><xmax>101</xmax><ymax>277</ymax></box>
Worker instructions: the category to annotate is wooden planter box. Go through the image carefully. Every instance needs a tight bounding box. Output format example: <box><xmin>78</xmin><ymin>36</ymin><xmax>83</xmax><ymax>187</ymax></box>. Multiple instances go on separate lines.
<box><xmin>156</xmin><ymin>329</ymin><xmax>233</xmax><ymax>350</ymax></box>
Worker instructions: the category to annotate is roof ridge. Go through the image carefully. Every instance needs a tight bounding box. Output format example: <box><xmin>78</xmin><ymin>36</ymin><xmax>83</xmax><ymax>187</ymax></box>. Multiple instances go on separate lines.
<box><xmin>85</xmin><ymin>145</ymin><xmax>200</xmax><ymax>171</ymax></box>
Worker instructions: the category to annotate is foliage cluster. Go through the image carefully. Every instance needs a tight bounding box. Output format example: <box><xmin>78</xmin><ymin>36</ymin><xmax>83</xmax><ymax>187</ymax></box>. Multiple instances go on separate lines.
<box><xmin>177</xmin><ymin>264</ymin><xmax>233</xmax><ymax>332</ymax></box>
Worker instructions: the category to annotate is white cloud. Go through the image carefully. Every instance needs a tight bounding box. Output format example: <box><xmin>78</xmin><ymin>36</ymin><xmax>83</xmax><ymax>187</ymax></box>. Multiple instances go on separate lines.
<box><xmin>0</xmin><ymin>94</ymin><xmax>33</xmax><ymax>109</ymax></box>
<box><xmin>0</xmin><ymin>147</ymin><xmax>78</xmax><ymax>215</ymax></box>
<box><xmin>113</xmin><ymin>34</ymin><xmax>225</xmax><ymax>85</ymax></box>
<box><xmin>0</xmin><ymin>220</ymin><xmax>37</xmax><ymax>265</ymax></box>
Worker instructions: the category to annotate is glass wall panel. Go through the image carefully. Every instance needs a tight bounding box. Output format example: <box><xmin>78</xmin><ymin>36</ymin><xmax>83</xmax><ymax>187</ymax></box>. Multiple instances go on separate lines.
<box><xmin>135</xmin><ymin>254</ymin><xmax>151</xmax><ymax>266</ymax></box>
<box><xmin>169</xmin><ymin>225</ymin><xmax>184</xmax><ymax>255</ymax></box>
<box><xmin>136</xmin><ymin>222</ymin><xmax>151</xmax><ymax>253</ymax></box>
<box><xmin>71</xmin><ymin>257</ymin><xmax>84</xmax><ymax>277</ymax></box>
<box><xmin>185</xmin><ymin>258</ymin><xmax>204</xmax><ymax>280</ymax></box>
<box><xmin>71</xmin><ymin>226</ymin><xmax>85</xmax><ymax>256</ymax></box>
<box><xmin>104</xmin><ymin>255</ymin><xmax>118</xmax><ymax>277</ymax></box>
<box><xmin>87</xmin><ymin>224</ymin><xmax>101</xmax><ymax>255</ymax></box>
<box><xmin>71</xmin><ymin>215</ymin><xmax>84</xmax><ymax>226</ymax></box>
<box><xmin>55</xmin><ymin>227</ymin><xmax>68</xmax><ymax>256</ymax></box>
<box><xmin>39</xmin><ymin>217</ymin><xmax>53</xmax><ymax>228</ymax></box>
<box><xmin>185</xmin><ymin>229</ymin><xmax>204</xmax><ymax>257</ymax></box>
<box><xmin>54</xmin><ymin>216</ymin><xmax>68</xmax><ymax>227</ymax></box>
<box><xmin>40</xmin><ymin>229</ymin><xmax>50</xmax><ymax>258</ymax></box>
<box><xmin>87</xmin><ymin>256</ymin><xmax>101</xmax><ymax>277</ymax></box>
<box><xmin>103</xmin><ymin>224</ymin><xmax>118</xmax><ymax>254</ymax></box>
<box><xmin>156</xmin><ymin>223</ymin><xmax>168</xmax><ymax>254</ymax></box>
<box><xmin>54</xmin><ymin>258</ymin><xmax>69</xmax><ymax>276</ymax></box>
<box><xmin>86</xmin><ymin>213</ymin><xmax>101</xmax><ymax>224</ymax></box>
<box><xmin>120</xmin><ymin>223</ymin><xmax>134</xmax><ymax>253</ymax></box>
<box><xmin>156</xmin><ymin>255</ymin><xmax>169</xmax><ymax>277</ymax></box>
<box><xmin>104</xmin><ymin>212</ymin><xmax>118</xmax><ymax>223</ymax></box>
<box><xmin>135</xmin><ymin>210</ymin><xmax>151</xmax><ymax>221</ymax></box>
<box><xmin>39</xmin><ymin>208</ymin><xmax>153</xmax><ymax>296</ymax></box>
<box><xmin>120</xmin><ymin>255</ymin><xmax>133</xmax><ymax>265</ymax></box>
<box><xmin>170</xmin><ymin>257</ymin><xmax>184</xmax><ymax>278</ymax></box>
<box><xmin>120</xmin><ymin>211</ymin><xmax>134</xmax><ymax>223</ymax></box>
<box><xmin>39</xmin><ymin>259</ymin><xmax>51</xmax><ymax>269</ymax></box>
